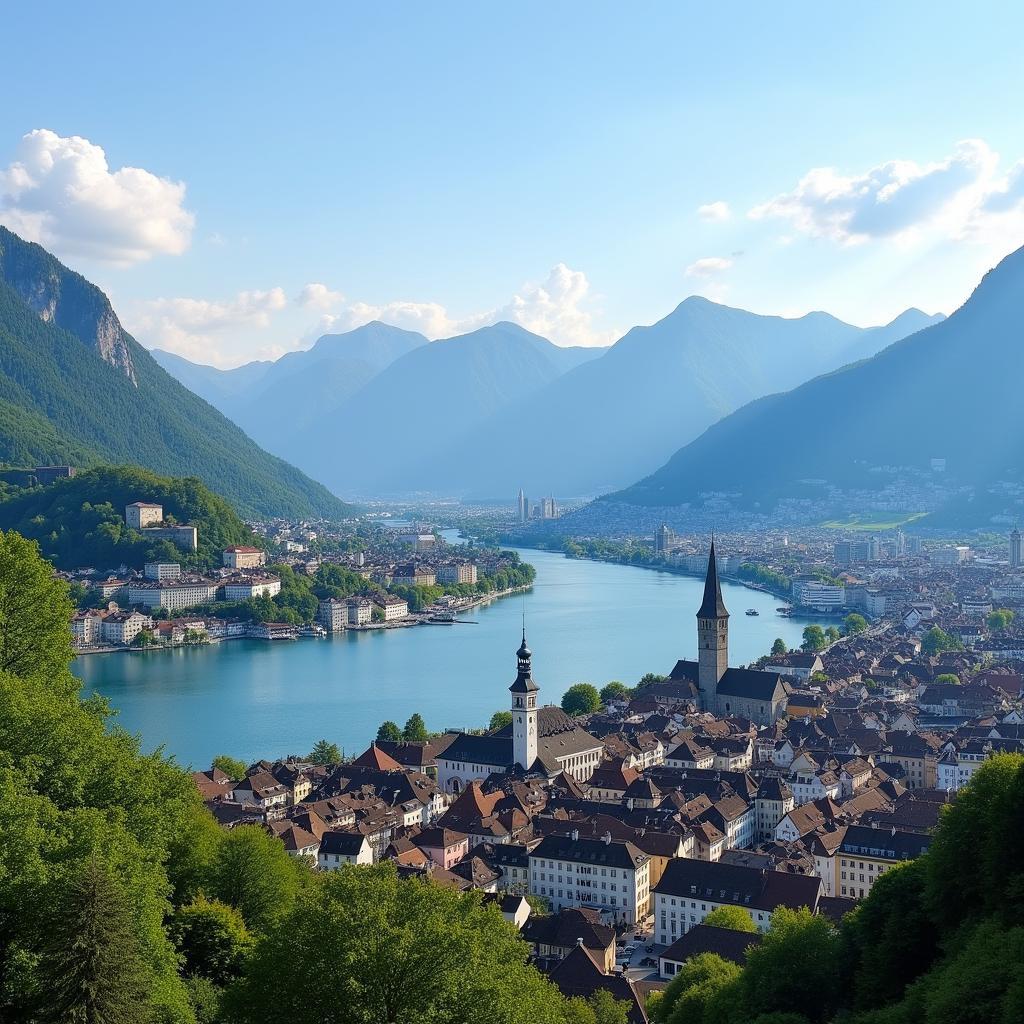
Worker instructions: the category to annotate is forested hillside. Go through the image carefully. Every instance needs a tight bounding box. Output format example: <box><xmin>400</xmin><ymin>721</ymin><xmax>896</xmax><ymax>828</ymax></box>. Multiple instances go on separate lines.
<box><xmin>0</xmin><ymin>227</ymin><xmax>354</xmax><ymax>520</ymax></box>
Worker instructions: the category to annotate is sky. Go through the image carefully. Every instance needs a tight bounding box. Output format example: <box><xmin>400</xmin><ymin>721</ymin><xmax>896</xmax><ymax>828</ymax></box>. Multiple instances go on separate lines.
<box><xmin>2</xmin><ymin>2</ymin><xmax>1024</xmax><ymax>367</ymax></box>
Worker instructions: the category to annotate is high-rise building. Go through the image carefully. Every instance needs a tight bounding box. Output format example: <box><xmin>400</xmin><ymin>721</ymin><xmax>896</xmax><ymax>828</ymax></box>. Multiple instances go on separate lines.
<box><xmin>1011</xmin><ymin>529</ymin><xmax>1022</xmax><ymax>569</ymax></box>
<box><xmin>516</xmin><ymin>488</ymin><xmax>529</xmax><ymax>524</ymax></box>
<box><xmin>655</xmin><ymin>524</ymin><xmax>676</xmax><ymax>555</ymax></box>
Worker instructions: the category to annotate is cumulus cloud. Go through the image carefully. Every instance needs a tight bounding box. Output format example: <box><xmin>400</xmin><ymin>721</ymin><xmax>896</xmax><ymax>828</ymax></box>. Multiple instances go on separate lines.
<box><xmin>748</xmin><ymin>139</ymin><xmax>1017</xmax><ymax>244</ymax></box>
<box><xmin>685</xmin><ymin>256</ymin><xmax>733</xmax><ymax>278</ymax></box>
<box><xmin>296</xmin><ymin>282</ymin><xmax>344</xmax><ymax>310</ymax></box>
<box><xmin>129</xmin><ymin>288</ymin><xmax>287</xmax><ymax>364</ymax></box>
<box><xmin>325</xmin><ymin>263</ymin><xmax>613</xmax><ymax>347</ymax></box>
<box><xmin>697</xmin><ymin>201</ymin><xmax>731</xmax><ymax>222</ymax></box>
<box><xmin>0</xmin><ymin>128</ymin><xmax>194</xmax><ymax>264</ymax></box>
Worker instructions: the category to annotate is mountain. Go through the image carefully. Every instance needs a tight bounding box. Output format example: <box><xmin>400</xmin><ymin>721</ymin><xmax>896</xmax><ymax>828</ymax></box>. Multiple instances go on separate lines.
<box><xmin>151</xmin><ymin>320</ymin><xmax>428</xmax><ymax>449</ymax></box>
<box><xmin>0</xmin><ymin>227</ymin><xmax>353</xmax><ymax>519</ymax></box>
<box><xmin>608</xmin><ymin>246</ymin><xmax>1022</xmax><ymax>516</ymax></box>
<box><xmin>412</xmin><ymin>299</ymin><xmax>943</xmax><ymax>498</ymax></box>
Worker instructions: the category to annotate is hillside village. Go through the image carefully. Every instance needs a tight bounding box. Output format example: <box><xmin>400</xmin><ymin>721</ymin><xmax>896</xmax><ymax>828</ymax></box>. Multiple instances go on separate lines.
<box><xmin>189</xmin><ymin>547</ymin><xmax>1024</xmax><ymax>1020</ymax></box>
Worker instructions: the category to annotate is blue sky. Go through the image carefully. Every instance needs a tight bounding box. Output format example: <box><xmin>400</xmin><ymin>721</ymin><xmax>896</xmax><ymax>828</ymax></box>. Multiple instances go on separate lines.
<box><xmin>2</xmin><ymin>1</ymin><xmax>1023</xmax><ymax>365</ymax></box>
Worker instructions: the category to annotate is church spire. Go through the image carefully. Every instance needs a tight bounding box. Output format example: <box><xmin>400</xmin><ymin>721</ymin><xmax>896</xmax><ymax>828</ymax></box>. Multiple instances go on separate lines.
<box><xmin>510</xmin><ymin>630</ymin><xmax>539</xmax><ymax>693</ymax></box>
<box><xmin>696</xmin><ymin>538</ymin><xmax>729</xmax><ymax>619</ymax></box>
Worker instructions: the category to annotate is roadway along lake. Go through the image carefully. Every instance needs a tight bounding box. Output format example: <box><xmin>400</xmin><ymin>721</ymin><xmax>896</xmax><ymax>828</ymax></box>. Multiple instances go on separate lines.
<box><xmin>72</xmin><ymin>547</ymin><xmax>808</xmax><ymax>768</ymax></box>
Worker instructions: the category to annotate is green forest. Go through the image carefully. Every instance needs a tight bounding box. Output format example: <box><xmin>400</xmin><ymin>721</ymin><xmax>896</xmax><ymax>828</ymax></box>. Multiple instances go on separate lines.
<box><xmin>0</xmin><ymin>466</ymin><xmax>260</xmax><ymax>571</ymax></box>
<box><xmin>0</xmin><ymin>227</ymin><xmax>353</xmax><ymax>520</ymax></box>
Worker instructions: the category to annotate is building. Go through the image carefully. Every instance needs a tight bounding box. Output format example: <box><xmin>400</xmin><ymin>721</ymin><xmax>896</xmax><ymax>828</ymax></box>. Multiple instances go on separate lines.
<box><xmin>792</xmin><ymin>581</ymin><xmax>846</xmax><ymax>611</ymax></box>
<box><xmin>517</xmin><ymin>489</ymin><xmax>529</xmax><ymax>524</ymax></box>
<box><xmin>654</xmin><ymin>858</ymin><xmax>822</xmax><ymax>945</ymax></box>
<box><xmin>141</xmin><ymin>524</ymin><xmax>198</xmax><ymax>552</ymax></box>
<box><xmin>34</xmin><ymin>465</ymin><xmax>75</xmax><ymax>486</ymax></box>
<box><xmin>100</xmin><ymin>610</ymin><xmax>153</xmax><ymax>645</ymax></box>
<box><xmin>71</xmin><ymin>609</ymin><xmax>105</xmax><ymax>646</ymax></box>
<box><xmin>763</xmin><ymin>652</ymin><xmax>824</xmax><ymax>682</ymax></box>
<box><xmin>1011</xmin><ymin>530</ymin><xmax>1023</xmax><ymax>569</ymax></box>
<box><xmin>435</xmin><ymin>635</ymin><xmax>604</xmax><ymax>792</ymax></box>
<box><xmin>222</xmin><ymin>574</ymin><xmax>282</xmax><ymax>601</ymax></box>
<box><xmin>528</xmin><ymin>833</ymin><xmax>651</xmax><ymax>925</ymax></box>
<box><xmin>92</xmin><ymin>578</ymin><xmax>128</xmax><ymax>599</ymax></box>
<box><xmin>317</xmin><ymin>598</ymin><xmax>348</xmax><ymax>633</ymax></box>
<box><xmin>346</xmin><ymin>597</ymin><xmax>373</xmax><ymax>625</ymax></box>
<box><xmin>667</xmin><ymin>543</ymin><xmax>790</xmax><ymax>725</ymax></box>
<box><xmin>128</xmin><ymin>578</ymin><xmax>219</xmax><ymax>611</ymax></box>
<box><xmin>391</xmin><ymin>564</ymin><xmax>437</xmax><ymax>587</ymax></box>
<box><xmin>655</xmin><ymin>524</ymin><xmax>678</xmax><ymax>556</ymax></box>
<box><xmin>930</xmin><ymin>545</ymin><xmax>970</xmax><ymax>566</ymax></box>
<box><xmin>837</xmin><ymin>825</ymin><xmax>932</xmax><ymax>900</ymax></box>
<box><xmin>398</xmin><ymin>532</ymin><xmax>436</xmax><ymax>551</ymax></box>
<box><xmin>223</xmin><ymin>546</ymin><xmax>266</xmax><ymax>569</ymax></box>
<box><xmin>144</xmin><ymin>562</ymin><xmax>181</xmax><ymax>581</ymax></box>
<box><xmin>436</xmin><ymin>563</ymin><xmax>478</xmax><ymax>585</ymax></box>
<box><xmin>318</xmin><ymin>831</ymin><xmax>373</xmax><ymax>870</ymax></box>
<box><xmin>125</xmin><ymin>501</ymin><xmax>163</xmax><ymax>530</ymax></box>
<box><xmin>373</xmin><ymin>595</ymin><xmax>409</xmax><ymax>621</ymax></box>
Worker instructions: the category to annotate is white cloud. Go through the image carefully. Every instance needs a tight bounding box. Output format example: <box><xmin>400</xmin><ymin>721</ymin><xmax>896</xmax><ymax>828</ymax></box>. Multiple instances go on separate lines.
<box><xmin>0</xmin><ymin>129</ymin><xmax>194</xmax><ymax>265</ymax></box>
<box><xmin>697</xmin><ymin>200</ymin><xmax>731</xmax><ymax>222</ymax></box>
<box><xmin>296</xmin><ymin>282</ymin><xmax>344</xmax><ymax>310</ymax></box>
<box><xmin>685</xmin><ymin>256</ymin><xmax>733</xmax><ymax>278</ymax></box>
<box><xmin>129</xmin><ymin>288</ymin><xmax>286</xmax><ymax>364</ymax></box>
<box><xmin>747</xmin><ymin>139</ymin><xmax>1022</xmax><ymax>245</ymax></box>
<box><xmin>326</xmin><ymin>263</ymin><xmax>613</xmax><ymax>347</ymax></box>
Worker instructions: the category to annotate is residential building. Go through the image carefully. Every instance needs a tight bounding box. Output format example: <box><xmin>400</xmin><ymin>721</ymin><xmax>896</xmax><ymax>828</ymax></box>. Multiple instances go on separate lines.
<box><xmin>223</xmin><ymin>546</ymin><xmax>266</xmax><ymax>569</ymax></box>
<box><xmin>100</xmin><ymin>610</ymin><xmax>153</xmax><ymax>645</ymax></box>
<box><xmin>144</xmin><ymin>562</ymin><xmax>181</xmax><ymax>581</ymax></box>
<box><xmin>317</xmin><ymin>597</ymin><xmax>348</xmax><ymax>633</ymax></box>
<box><xmin>222</xmin><ymin>574</ymin><xmax>282</xmax><ymax>601</ymax></box>
<box><xmin>391</xmin><ymin>564</ymin><xmax>437</xmax><ymax>587</ymax></box>
<box><xmin>346</xmin><ymin>597</ymin><xmax>372</xmax><ymax>625</ymax></box>
<box><xmin>128</xmin><ymin>578</ymin><xmax>219</xmax><ymax>611</ymax></box>
<box><xmin>318</xmin><ymin>831</ymin><xmax>373</xmax><ymax>869</ymax></box>
<box><xmin>373</xmin><ymin>595</ymin><xmax>409</xmax><ymax>621</ymax></box>
<box><xmin>837</xmin><ymin>825</ymin><xmax>932</xmax><ymax>900</ymax></box>
<box><xmin>230</xmin><ymin>771</ymin><xmax>289</xmax><ymax>811</ymax></box>
<box><xmin>436</xmin><ymin>563</ymin><xmax>478</xmax><ymax>585</ymax></box>
<box><xmin>528</xmin><ymin>833</ymin><xmax>651</xmax><ymax>925</ymax></box>
<box><xmin>71</xmin><ymin>609</ymin><xmax>104</xmax><ymax>645</ymax></box>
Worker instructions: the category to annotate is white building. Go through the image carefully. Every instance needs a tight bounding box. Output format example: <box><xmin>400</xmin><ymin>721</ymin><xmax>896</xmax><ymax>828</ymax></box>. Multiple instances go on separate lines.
<box><xmin>436</xmin><ymin>563</ymin><xmax>478</xmax><ymax>585</ymax></box>
<box><xmin>318</xmin><ymin>831</ymin><xmax>374</xmax><ymax>869</ymax></box>
<box><xmin>373</xmin><ymin>595</ymin><xmax>409</xmax><ymax>621</ymax></box>
<box><xmin>128</xmin><ymin>578</ymin><xmax>219</xmax><ymax>611</ymax></box>
<box><xmin>223</xmin><ymin>546</ymin><xmax>266</xmax><ymax>569</ymax></box>
<box><xmin>100</xmin><ymin>610</ymin><xmax>153</xmax><ymax>645</ymax></box>
<box><xmin>222</xmin><ymin>574</ymin><xmax>282</xmax><ymax>601</ymax></box>
<box><xmin>528</xmin><ymin>834</ymin><xmax>651</xmax><ymax>925</ymax></box>
<box><xmin>346</xmin><ymin>597</ymin><xmax>372</xmax><ymax>625</ymax></box>
<box><xmin>144</xmin><ymin>562</ymin><xmax>181</xmax><ymax>581</ymax></box>
<box><xmin>317</xmin><ymin>598</ymin><xmax>347</xmax><ymax>633</ymax></box>
<box><xmin>793</xmin><ymin>581</ymin><xmax>846</xmax><ymax>610</ymax></box>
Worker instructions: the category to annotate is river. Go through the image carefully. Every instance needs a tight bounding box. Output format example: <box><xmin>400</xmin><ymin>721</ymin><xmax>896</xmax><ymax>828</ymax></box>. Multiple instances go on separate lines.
<box><xmin>72</xmin><ymin>546</ymin><xmax>807</xmax><ymax>768</ymax></box>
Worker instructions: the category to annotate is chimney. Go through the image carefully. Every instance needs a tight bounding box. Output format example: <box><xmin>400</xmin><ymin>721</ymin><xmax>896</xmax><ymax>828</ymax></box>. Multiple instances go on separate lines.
<box><xmin>571</xmin><ymin>828</ymin><xmax>579</xmax><ymax>842</ymax></box>
<box><xmin>576</xmin><ymin>937</ymin><xmax>584</xmax><ymax>947</ymax></box>
<box><xmin>603</xmin><ymin>831</ymin><xmax>612</xmax><ymax>845</ymax></box>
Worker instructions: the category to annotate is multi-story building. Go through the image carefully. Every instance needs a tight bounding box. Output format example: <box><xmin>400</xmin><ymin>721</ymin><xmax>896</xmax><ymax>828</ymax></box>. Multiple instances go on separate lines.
<box><xmin>346</xmin><ymin>597</ymin><xmax>373</xmax><ymax>625</ymax></box>
<box><xmin>71</xmin><ymin>609</ymin><xmax>105</xmax><ymax>646</ymax></box>
<box><xmin>223</xmin><ymin>546</ymin><xmax>267</xmax><ymax>569</ymax></box>
<box><xmin>144</xmin><ymin>562</ymin><xmax>181</xmax><ymax>581</ymax></box>
<box><xmin>100</xmin><ymin>610</ymin><xmax>153</xmax><ymax>645</ymax></box>
<box><xmin>92</xmin><ymin>578</ymin><xmax>128</xmax><ymax>600</ymax></box>
<box><xmin>754</xmin><ymin>777</ymin><xmax>794</xmax><ymax>843</ymax></box>
<box><xmin>128</xmin><ymin>578</ymin><xmax>219</xmax><ymax>611</ymax></box>
<box><xmin>318</xmin><ymin>832</ymin><xmax>373</xmax><ymax>870</ymax></box>
<box><xmin>836</xmin><ymin>825</ymin><xmax>932</xmax><ymax>900</ymax></box>
<box><xmin>391</xmin><ymin>565</ymin><xmax>437</xmax><ymax>587</ymax></box>
<box><xmin>654</xmin><ymin>858</ymin><xmax>822</xmax><ymax>945</ymax></box>
<box><xmin>222</xmin><ymin>574</ymin><xmax>282</xmax><ymax>601</ymax></box>
<box><xmin>1011</xmin><ymin>529</ymin><xmax>1023</xmax><ymax>569</ymax></box>
<box><xmin>125</xmin><ymin>501</ymin><xmax>163</xmax><ymax>530</ymax></box>
<box><xmin>792</xmin><ymin>581</ymin><xmax>846</xmax><ymax>610</ymax></box>
<box><xmin>528</xmin><ymin>834</ymin><xmax>651</xmax><ymax>925</ymax></box>
<box><xmin>142</xmin><ymin>524</ymin><xmax>199</xmax><ymax>552</ymax></box>
<box><xmin>317</xmin><ymin>598</ymin><xmax>348</xmax><ymax>633</ymax></box>
<box><xmin>373</xmin><ymin>595</ymin><xmax>409</xmax><ymax>621</ymax></box>
<box><xmin>436</xmin><ymin>563</ymin><xmax>478</xmax><ymax>585</ymax></box>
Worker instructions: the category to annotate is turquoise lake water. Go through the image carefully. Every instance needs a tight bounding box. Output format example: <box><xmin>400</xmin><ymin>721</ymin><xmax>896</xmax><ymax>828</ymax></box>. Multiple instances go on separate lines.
<box><xmin>72</xmin><ymin>547</ymin><xmax>805</xmax><ymax>768</ymax></box>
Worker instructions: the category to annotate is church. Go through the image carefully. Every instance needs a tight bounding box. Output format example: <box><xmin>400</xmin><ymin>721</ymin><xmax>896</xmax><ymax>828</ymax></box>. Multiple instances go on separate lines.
<box><xmin>435</xmin><ymin>634</ymin><xmax>605</xmax><ymax>794</ymax></box>
<box><xmin>668</xmin><ymin>541</ymin><xmax>790</xmax><ymax>726</ymax></box>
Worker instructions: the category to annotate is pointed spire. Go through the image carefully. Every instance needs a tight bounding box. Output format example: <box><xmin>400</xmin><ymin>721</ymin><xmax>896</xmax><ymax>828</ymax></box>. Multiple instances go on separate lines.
<box><xmin>510</xmin><ymin>629</ymin><xmax>538</xmax><ymax>693</ymax></box>
<box><xmin>697</xmin><ymin>538</ymin><xmax>729</xmax><ymax>619</ymax></box>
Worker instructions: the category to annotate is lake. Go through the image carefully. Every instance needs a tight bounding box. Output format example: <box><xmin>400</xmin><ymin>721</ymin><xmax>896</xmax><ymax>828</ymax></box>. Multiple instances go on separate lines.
<box><xmin>72</xmin><ymin>547</ymin><xmax>807</xmax><ymax>768</ymax></box>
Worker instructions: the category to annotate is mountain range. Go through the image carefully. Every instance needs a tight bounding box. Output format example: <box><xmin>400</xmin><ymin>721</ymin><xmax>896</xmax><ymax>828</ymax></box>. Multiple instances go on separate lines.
<box><xmin>154</xmin><ymin>297</ymin><xmax>940</xmax><ymax>499</ymax></box>
<box><xmin>0</xmin><ymin>227</ymin><xmax>353</xmax><ymax>519</ymax></box>
<box><xmin>608</xmin><ymin>244</ymin><xmax>1024</xmax><ymax>520</ymax></box>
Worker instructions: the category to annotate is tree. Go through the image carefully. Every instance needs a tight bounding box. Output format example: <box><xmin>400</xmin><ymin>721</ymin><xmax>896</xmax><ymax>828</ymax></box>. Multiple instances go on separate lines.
<box><xmin>376</xmin><ymin>720</ymin><xmax>402</xmax><ymax>743</ymax></box>
<box><xmin>488</xmin><ymin>710</ymin><xmax>512</xmax><ymax>732</ymax></box>
<box><xmin>740</xmin><ymin>907</ymin><xmax>842</xmax><ymax>1023</ymax></box>
<box><xmin>600</xmin><ymin>682</ymin><xmax>632</xmax><ymax>704</ymax></box>
<box><xmin>0</xmin><ymin>530</ymin><xmax>74</xmax><ymax>680</ymax></box>
<box><xmin>36</xmin><ymin>858</ymin><xmax>150</xmax><ymax>1024</ymax></box>
<box><xmin>987</xmin><ymin>608</ymin><xmax>1015</xmax><ymax>632</ymax></box>
<box><xmin>169</xmin><ymin>895</ymin><xmax>253</xmax><ymax>985</ymax></box>
<box><xmin>934</xmin><ymin>673</ymin><xmax>961</xmax><ymax>686</ymax></box>
<box><xmin>402</xmin><ymin>713</ymin><xmax>428</xmax><ymax>742</ymax></box>
<box><xmin>562</xmin><ymin>683</ymin><xmax>602</xmax><ymax>717</ymax></box>
<box><xmin>654</xmin><ymin>952</ymin><xmax>741</xmax><ymax>1024</ymax></box>
<box><xmin>212</xmin><ymin>755</ymin><xmax>248</xmax><ymax>779</ymax></box>
<box><xmin>586</xmin><ymin>989</ymin><xmax>631</xmax><ymax>1024</ymax></box>
<box><xmin>636</xmin><ymin>673</ymin><xmax>668</xmax><ymax>690</ymax></box>
<box><xmin>801</xmin><ymin>625</ymin><xmax>827</xmax><ymax>652</ymax></box>
<box><xmin>206</xmin><ymin>825</ymin><xmax>304</xmax><ymax>933</ymax></box>
<box><xmin>225</xmin><ymin>863</ymin><xmax>570</xmax><ymax>1024</ymax></box>
<box><xmin>844</xmin><ymin>613</ymin><xmax>867</xmax><ymax>635</ymax></box>
<box><xmin>771</xmin><ymin>638</ymin><xmax>788</xmax><ymax>656</ymax></box>
<box><xmin>921</xmin><ymin>626</ymin><xmax>962</xmax><ymax>657</ymax></box>
<box><xmin>825</xmin><ymin>626</ymin><xmax>841</xmax><ymax>643</ymax></box>
<box><xmin>703</xmin><ymin>905</ymin><xmax>758</xmax><ymax>933</ymax></box>
<box><xmin>308</xmin><ymin>739</ymin><xmax>341</xmax><ymax>765</ymax></box>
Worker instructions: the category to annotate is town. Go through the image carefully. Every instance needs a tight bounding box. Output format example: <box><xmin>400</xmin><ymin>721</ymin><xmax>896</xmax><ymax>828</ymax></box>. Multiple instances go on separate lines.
<box><xmin>188</xmin><ymin>541</ymin><xmax>1024</xmax><ymax>1020</ymax></box>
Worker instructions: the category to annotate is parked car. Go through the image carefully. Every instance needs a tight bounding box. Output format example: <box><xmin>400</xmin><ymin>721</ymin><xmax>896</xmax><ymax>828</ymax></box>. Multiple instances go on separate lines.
<box><xmin>640</xmin><ymin>956</ymin><xmax>657</xmax><ymax>967</ymax></box>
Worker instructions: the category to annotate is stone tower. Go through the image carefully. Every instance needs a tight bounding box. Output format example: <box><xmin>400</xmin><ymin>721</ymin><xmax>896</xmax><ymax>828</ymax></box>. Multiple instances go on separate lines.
<box><xmin>509</xmin><ymin>631</ymin><xmax>539</xmax><ymax>769</ymax></box>
<box><xmin>696</xmin><ymin>540</ymin><xmax>729</xmax><ymax>712</ymax></box>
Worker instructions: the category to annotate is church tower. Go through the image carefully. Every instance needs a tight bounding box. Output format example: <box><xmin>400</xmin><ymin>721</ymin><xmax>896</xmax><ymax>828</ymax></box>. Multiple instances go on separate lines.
<box><xmin>509</xmin><ymin>630</ymin><xmax>539</xmax><ymax>769</ymax></box>
<box><xmin>696</xmin><ymin>540</ymin><xmax>729</xmax><ymax>712</ymax></box>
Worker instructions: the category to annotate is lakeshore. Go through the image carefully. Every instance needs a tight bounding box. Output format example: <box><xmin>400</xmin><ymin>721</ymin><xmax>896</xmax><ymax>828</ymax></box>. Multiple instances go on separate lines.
<box><xmin>74</xmin><ymin>546</ymin><xmax>808</xmax><ymax>767</ymax></box>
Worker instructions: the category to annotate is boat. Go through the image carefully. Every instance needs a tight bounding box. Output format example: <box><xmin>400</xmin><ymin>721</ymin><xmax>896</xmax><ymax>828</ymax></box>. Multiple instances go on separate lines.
<box><xmin>745</xmin><ymin>608</ymin><xmax>759</xmax><ymax>616</ymax></box>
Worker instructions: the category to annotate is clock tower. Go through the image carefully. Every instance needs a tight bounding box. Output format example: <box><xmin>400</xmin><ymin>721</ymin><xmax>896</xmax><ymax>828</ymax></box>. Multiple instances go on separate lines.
<box><xmin>509</xmin><ymin>631</ymin><xmax>539</xmax><ymax>769</ymax></box>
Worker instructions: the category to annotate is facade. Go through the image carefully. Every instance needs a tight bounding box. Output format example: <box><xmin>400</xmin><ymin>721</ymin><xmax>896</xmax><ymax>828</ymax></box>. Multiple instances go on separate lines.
<box><xmin>71</xmin><ymin>609</ymin><xmax>104</xmax><ymax>645</ymax></box>
<box><xmin>317</xmin><ymin>598</ymin><xmax>348</xmax><ymax>633</ymax></box>
<box><xmin>34</xmin><ymin>465</ymin><xmax>75</xmax><ymax>486</ymax></box>
<box><xmin>792</xmin><ymin>581</ymin><xmax>846</xmax><ymax>610</ymax></box>
<box><xmin>318</xmin><ymin>831</ymin><xmax>373</xmax><ymax>869</ymax></box>
<box><xmin>374</xmin><ymin>595</ymin><xmax>409</xmax><ymax>621</ymax></box>
<box><xmin>223</xmin><ymin>546</ymin><xmax>266</xmax><ymax>569</ymax></box>
<box><xmin>1011</xmin><ymin>529</ymin><xmax>1023</xmax><ymax>569</ymax></box>
<box><xmin>141</xmin><ymin>524</ymin><xmax>198</xmax><ymax>552</ymax></box>
<box><xmin>391</xmin><ymin>564</ymin><xmax>437</xmax><ymax>587</ymax></box>
<box><xmin>125</xmin><ymin>501</ymin><xmax>163</xmax><ymax>530</ymax></box>
<box><xmin>837</xmin><ymin>825</ymin><xmax>932</xmax><ymax>900</ymax></box>
<box><xmin>346</xmin><ymin>597</ymin><xmax>373</xmax><ymax>625</ymax></box>
<box><xmin>222</xmin><ymin>574</ymin><xmax>282</xmax><ymax>601</ymax></box>
<box><xmin>436</xmin><ymin>563</ymin><xmax>478</xmax><ymax>585</ymax></box>
<box><xmin>144</xmin><ymin>562</ymin><xmax>181</xmax><ymax>581</ymax></box>
<box><xmin>654</xmin><ymin>858</ymin><xmax>822</xmax><ymax>944</ymax></box>
<box><xmin>517</xmin><ymin>489</ymin><xmax>529</xmax><ymax>524</ymax></box>
<box><xmin>528</xmin><ymin>834</ymin><xmax>651</xmax><ymax>925</ymax></box>
<box><xmin>100</xmin><ymin>610</ymin><xmax>153</xmax><ymax>645</ymax></box>
<box><xmin>128</xmin><ymin>578</ymin><xmax>219</xmax><ymax>611</ymax></box>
